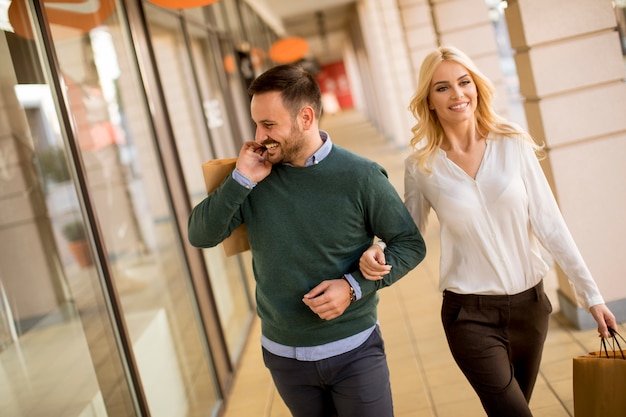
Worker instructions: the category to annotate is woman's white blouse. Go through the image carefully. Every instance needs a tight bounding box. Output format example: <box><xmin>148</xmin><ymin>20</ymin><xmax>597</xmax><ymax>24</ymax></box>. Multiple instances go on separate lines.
<box><xmin>404</xmin><ymin>134</ymin><xmax>604</xmax><ymax>308</ymax></box>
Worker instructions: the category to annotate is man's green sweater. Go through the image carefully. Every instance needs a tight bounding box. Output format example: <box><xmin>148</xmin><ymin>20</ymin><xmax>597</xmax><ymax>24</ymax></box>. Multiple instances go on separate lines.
<box><xmin>188</xmin><ymin>144</ymin><xmax>425</xmax><ymax>347</ymax></box>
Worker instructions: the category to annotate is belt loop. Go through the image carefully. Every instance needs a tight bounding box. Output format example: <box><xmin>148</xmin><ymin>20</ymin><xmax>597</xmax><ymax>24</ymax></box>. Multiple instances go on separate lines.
<box><xmin>477</xmin><ymin>296</ymin><xmax>482</xmax><ymax>308</ymax></box>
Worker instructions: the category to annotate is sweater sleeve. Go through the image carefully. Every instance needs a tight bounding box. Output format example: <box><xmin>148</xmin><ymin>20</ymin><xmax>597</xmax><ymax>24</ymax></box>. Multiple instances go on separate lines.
<box><xmin>188</xmin><ymin>174</ymin><xmax>250</xmax><ymax>248</ymax></box>
<box><xmin>351</xmin><ymin>163</ymin><xmax>426</xmax><ymax>296</ymax></box>
<box><xmin>520</xmin><ymin>139</ymin><xmax>604</xmax><ymax>309</ymax></box>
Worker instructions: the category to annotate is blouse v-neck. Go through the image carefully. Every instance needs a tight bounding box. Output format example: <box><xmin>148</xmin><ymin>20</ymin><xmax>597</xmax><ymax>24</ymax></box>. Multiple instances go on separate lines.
<box><xmin>439</xmin><ymin>139</ymin><xmax>490</xmax><ymax>181</ymax></box>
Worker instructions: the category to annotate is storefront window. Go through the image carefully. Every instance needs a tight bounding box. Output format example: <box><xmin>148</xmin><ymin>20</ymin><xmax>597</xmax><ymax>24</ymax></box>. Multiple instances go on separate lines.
<box><xmin>219</xmin><ymin>37</ymin><xmax>255</xmax><ymax>154</ymax></box>
<box><xmin>217</xmin><ymin>0</ymin><xmax>244</xmax><ymax>45</ymax></box>
<box><xmin>1</xmin><ymin>3</ymin><xmax>137</xmax><ymax>417</ymax></box>
<box><xmin>1</xmin><ymin>0</ymin><xmax>221</xmax><ymax>416</ymax></box>
<box><xmin>241</xmin><ymin>3</ymin><xmax>273</xmax><ymax>63</ymax></box>
<box><xmin>143</xmin><ymin>3</ymin><xmax>254</xmax><ymax>362</ymax></box>
<box><xmin>207</xmin><ymin>0</ymin><xmax>228</xmax><ymax>32</ymax></box>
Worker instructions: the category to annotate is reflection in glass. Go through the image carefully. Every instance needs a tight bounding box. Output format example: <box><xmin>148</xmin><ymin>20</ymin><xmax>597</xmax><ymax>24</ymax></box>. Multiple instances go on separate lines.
<box><xmin>51</xmin><ymin>7</ymin><xmax>221</xmax><ymax>417</ymax></box>
<box><xmin>1</xmin><ymin>1</ymin><xmax>221</xmax><ymax>416</ymax></box>
<box><xmin>0</xmin><ymin>22</ymin><xmax>136</xmax><ymax>417</ymax></box>
<box><xmin>215</xmin><ymin>0</ymin><xmax>244</xmax><ymax>45</ymax></box>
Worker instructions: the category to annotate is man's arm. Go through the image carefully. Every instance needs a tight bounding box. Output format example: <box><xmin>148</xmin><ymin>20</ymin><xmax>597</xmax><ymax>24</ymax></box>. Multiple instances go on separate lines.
<box><xmin>352</xmin><ymin>165</ymin><xmax>426</xmax><ymax>294</ymax></box>
<box><xmin>188</xmin><ymin>174</ymin><xmax>249</xmax><ymax>248</ymax></box>
<box><xmin>188</xmin><ymin>141</ymin><xmax>271</xmax><ymax>248</ymax></box>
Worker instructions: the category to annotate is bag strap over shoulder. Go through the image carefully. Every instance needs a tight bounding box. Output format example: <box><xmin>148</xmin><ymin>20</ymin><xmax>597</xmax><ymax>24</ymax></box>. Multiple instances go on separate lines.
<box><xmin>600</xmin><ymin>327</ymin><xmax>626</xmax><ymax>359</ymax></box>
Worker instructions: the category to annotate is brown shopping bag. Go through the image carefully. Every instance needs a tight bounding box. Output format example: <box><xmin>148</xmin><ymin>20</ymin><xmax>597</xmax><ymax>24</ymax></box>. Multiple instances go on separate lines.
<box><xmin>573</xmin><ymin>328</ymin><xmax>626</xmax><ymax>417</ymax></box>
<box><xmin>202</xmin><ymin>158</ymin><xmax>250</xmax><ymax>256</ymax></box>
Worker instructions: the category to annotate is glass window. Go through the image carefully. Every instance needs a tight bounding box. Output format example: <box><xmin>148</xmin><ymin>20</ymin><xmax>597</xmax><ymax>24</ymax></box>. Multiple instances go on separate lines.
<box><xmin>182</xmin><ymin>6</ymin><xmax>209</xmax><ymax>26</ymax></box>
<box><xmin>217</xmin><ymin>0</ymin><xmax>244</xmax><ymax>45</ymax></box>
<box><xmin>239</xmin><ymin>3</ymin><xmax>271</xmax><ymax>76</ymax></box>
<box><xmin>1</xmin><ymin>4</ymin><xmax>137</xmax><ymax>417</ymax></box>
<box><xmin>143</xmin><ymin>3</ymin><xmax>254</xmax><ymax>362</ymax></box>
<box><xmin>0</xmin><ymin>1</ymin><xmax>221</xmax><ymax>416</ymax></box>
<box><xmin>219</xmin><ymin>37</ymin><xmax>255</xmax><ymax>151</ymax></box>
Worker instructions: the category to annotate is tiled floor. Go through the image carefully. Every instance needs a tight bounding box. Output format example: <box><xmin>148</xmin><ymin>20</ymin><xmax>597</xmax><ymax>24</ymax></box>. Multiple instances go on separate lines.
<box><xmin>220</xmin><ymin>109</ymin><xmax>624</xmax><ymax>417</ymax></box>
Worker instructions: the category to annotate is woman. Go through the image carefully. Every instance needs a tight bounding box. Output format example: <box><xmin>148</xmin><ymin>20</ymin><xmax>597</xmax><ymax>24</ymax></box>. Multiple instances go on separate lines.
<box><xmin>359</xmin><ymin>46</ymin><xmax>616</xmax><ymax>417</ymax></box>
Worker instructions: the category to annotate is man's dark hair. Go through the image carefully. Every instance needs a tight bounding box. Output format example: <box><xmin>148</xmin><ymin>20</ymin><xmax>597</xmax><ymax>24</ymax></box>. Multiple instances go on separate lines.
<box><xmin>248</xmin><ymin>64</ymin><xmax>322</xmax><ymax>119</ymax></box>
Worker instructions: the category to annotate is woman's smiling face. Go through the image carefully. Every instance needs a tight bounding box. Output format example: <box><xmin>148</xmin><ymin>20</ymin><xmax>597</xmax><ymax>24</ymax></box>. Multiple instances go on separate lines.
<box><xmin>428</xmin><ymin>60</ymin><xmax>478</xmax><ymax>126</ymax></box>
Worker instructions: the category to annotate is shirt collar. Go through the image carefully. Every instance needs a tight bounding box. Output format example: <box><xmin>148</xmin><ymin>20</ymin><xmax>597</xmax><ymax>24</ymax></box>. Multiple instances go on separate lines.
<box><xmin>304</xmin><ymin>130</ymin><xmax>332</xmax><ymax>167</ymax></box>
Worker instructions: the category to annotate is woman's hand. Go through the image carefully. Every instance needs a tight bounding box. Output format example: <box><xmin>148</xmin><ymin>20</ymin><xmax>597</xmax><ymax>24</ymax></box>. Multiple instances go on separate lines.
<box><xmin>589</xmin><ymin>303</ymin><xmax>617</xmax><ymax>338</ymax></box>
<box><xmin>359</xmin><ymin>244</ymin><xmax>391</xmax><ymax>280</ymax></box>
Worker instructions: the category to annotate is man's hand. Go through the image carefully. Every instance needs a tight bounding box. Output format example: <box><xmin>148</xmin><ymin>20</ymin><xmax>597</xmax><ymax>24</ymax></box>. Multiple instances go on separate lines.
<box><xmin>236</xmin><ymin>141</ymin><xmax>272</xmax><ymax>183</ymax></box>
<box><xmin>359</xmin><ymin>244</ymin><xmax>391</xmax><ymax>280</ymax></box>
<box><xmin>302</xmin><ymin>279</ymin><xmax>352</xmax><ymax>320</ymax></box>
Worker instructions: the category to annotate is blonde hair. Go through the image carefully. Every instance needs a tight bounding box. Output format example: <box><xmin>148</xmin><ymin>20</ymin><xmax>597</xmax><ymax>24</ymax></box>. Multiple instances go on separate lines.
<box><xmin>408</xmin><ymin>46</ymin><xmax>543</xmax><ymax>173</ymax></box>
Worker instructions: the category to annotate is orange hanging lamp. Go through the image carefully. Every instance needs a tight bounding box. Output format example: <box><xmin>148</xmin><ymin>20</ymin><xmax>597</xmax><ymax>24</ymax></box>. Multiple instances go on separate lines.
<box><xmin>223</xmin><ymin>54</ymin><xmax>236</xmax><ymax>74</ymax></box>
<box><xmin>269</xmin><ymin>37</ymin><xmax>309</xmax><ymax>64</ymax></box>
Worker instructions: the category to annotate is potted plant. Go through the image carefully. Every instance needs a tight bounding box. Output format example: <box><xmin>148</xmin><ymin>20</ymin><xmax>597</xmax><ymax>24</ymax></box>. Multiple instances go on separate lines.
<box><xmin>61</xmin><ymin>220</ymin><xmax>93</xmax><ymax>267</ymax></box>
<box><xmin>39</xmin><ymin>147</ymin><xmax>71</xmax><ymax>184</ymax></box>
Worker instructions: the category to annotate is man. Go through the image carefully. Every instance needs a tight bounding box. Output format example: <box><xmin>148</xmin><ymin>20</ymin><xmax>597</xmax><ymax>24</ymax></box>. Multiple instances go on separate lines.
<box><xmin>188</xmin><ymin>64</ymin><xmax>425</xmax><ymax>417</ymax></box>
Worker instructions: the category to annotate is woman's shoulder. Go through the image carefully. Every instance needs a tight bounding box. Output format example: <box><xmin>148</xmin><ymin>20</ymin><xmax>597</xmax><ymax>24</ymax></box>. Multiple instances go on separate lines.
<box><xmin>404</xmin><ymin>152</ymin><xmax>420</xmax><ymax>172</ymax></box>
<box><xmin>404</xmin><ymin>150</ymin><xmax>438</xmax><ymax>179</ymax></box>
<box><xmin>489</xmin><ymin>123</ymin><xmax>534</xmax><ymax>147</ymax></box>
<box><xmin>488</xmin><ymin>127</ymin><xmax>542</xmax><ymax>166</ymax></box>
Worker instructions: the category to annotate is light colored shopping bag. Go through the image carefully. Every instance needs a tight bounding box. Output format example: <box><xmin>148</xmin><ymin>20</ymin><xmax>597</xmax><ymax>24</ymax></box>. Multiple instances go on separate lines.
<box><xmin>202</xmin><ymin>158</ymin><xmax>250</xmax><ymax>256</ymax></box>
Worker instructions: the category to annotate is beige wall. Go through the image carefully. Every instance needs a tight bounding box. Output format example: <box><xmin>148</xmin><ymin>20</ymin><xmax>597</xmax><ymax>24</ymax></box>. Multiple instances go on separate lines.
<box><xmin>399</xmin><ymin>0</ymin><xmax>437</xmax><ymax>73</ymax></box>
<box><xmin>506</xmin><ymin>0</ymin><xmax>626</xmax><ymax>328</ymax></box>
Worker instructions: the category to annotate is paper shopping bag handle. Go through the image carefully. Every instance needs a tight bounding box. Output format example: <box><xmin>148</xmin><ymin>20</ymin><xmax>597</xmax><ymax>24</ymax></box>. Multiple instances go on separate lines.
<box><xmin>600</xmin><ymin>327</ymin><xmax>626</xmax><ymax>359</ymax></box>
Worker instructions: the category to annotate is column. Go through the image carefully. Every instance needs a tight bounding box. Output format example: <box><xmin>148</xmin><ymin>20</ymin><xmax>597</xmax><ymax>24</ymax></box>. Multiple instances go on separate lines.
<box><xmin>357</xmin><ymin>0</ymin><xmax>416</xmax><ymax>147</ymax></box>
<box><xmin>505</xmin><ymin>0</ymin><xmax>626</xmax><ymax>328</ymax></box>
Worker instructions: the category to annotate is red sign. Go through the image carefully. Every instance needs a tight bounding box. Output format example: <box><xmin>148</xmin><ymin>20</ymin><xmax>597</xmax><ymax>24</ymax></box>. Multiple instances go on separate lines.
<box><xmin>317</xmin><ymin>62</ymin><xmax>354</xmax><ymax>110</ymax></box>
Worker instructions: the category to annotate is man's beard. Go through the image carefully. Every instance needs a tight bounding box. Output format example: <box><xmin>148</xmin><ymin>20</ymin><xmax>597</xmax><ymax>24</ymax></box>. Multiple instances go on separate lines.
<box><xmin>269</xmin><ymin>124</ymin><xmax>305</xmax><ymax>165</ymax></box>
